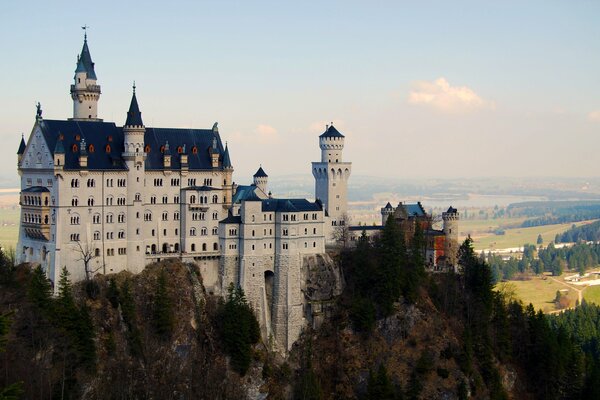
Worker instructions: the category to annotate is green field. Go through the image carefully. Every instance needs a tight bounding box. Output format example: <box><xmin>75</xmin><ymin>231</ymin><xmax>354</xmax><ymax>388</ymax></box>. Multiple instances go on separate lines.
<box><xmin>0</xmin><ymin>207</ymin><xmax>20</xmax><ymax>250</ymax></box>
<box><xmin>583</xmin><ymin>285</ymin><xmax>600</xmax><ymax>305</ymax></box>
<box><xmin>498</xmin><ymin>276</ymin><xmax>579</xmax><ymax>313</ymax></box>
<box><xmin>471</xmin><ymin>219</ymin><xmax>597</xmax><ymax>250</ymax></box>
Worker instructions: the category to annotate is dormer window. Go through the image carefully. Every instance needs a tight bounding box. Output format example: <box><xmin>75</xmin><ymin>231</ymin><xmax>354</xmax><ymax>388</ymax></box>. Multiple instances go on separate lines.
<box><xmin>88</xmin><ymin>144</ymin><xmax>95</xmax><ymax>153</ymax></box>
<box><xmin>75</xmin><ymin>134</ymin><xmax>81</xmax><ymax>141</ymax></box>
<box><xmin>177</xmin><ymin>146</ymin><xmax>183</xmax><ymax>154</ymax></box>
<box><xmin>160</xmin><ymin>145</ymin><xmax>165</xmax><ymax>154</ymax></box>
<box><xmin>192</xmin><ymin>146</ymin><xmax>198</xmax><ymax>154</ymax></box>
<box><xmin>145</xmin><ymin>145</ymin><xmax>151</xmax><ymax>153</ymax></box>
<box><xmin>71</xmin><ymin>144</ymin><xmax>78</xmax><ymax>152</ymax></box>
<box><xmin>105</xmin><ymin>144</ymin><xmax>111</xmax><ymax>153</ymax></box>
<box><xmin>107</xmin><ymin>135</ymin><xmax>113</xmax><ymax>142</ymax></box>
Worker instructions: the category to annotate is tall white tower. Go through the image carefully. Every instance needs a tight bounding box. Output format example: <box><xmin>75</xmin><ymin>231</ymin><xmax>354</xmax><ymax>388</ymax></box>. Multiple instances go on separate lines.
<box><xmin>70</xmin><ymin>31</ymin><xmax>101</xmax><ymax>121</ymax></box>
<box><xmin>312</xmin><ymin>124</ymin><xmax>352</xmax><ymax>239</ymax></box>
<box><xmin>122</xmin><ymin>85</ymin><xmax>146</xmax><ymax>273</ymax></box>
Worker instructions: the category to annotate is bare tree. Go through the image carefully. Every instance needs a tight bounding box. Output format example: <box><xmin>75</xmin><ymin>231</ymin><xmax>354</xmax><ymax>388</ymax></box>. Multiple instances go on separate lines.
<box><xmin>72</xmin><ymin>239</ymin><xmax>101</xmax><ymax>281</ymax></box>
<box><xmin>332</xmin><ymin>213</ymin><xmax>352</xmax><ymax>248</ymax></box>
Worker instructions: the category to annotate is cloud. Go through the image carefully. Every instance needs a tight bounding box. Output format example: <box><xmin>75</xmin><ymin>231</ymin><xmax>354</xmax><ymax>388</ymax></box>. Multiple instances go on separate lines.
<box><xmin>254</xmin><ymin>124</ymin><xmax>279</xmax><ymax>143</ymax></box>
<box><xmin>408</xmin><ymin>77</ymin><xmax>492</xmax><ymax>113</ymax></box>
<box><xmin>588</xmin><ymin>110</ymin><xmax>600</xmax><ymax>122</ymax></box>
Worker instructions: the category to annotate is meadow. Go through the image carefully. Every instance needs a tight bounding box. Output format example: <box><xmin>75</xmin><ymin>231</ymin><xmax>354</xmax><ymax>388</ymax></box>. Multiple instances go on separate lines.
<box><xmin>470</xmin><ymin>219</ymin><xmax>597</xmax><ymax>251</ymax></box>
<box><xmin>0</xmin><ymin>207</ymin><xmax>20</xmax><ymax>251</ymax></box>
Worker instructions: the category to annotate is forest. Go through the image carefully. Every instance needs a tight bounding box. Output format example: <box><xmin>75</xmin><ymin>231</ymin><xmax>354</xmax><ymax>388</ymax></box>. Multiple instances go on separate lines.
<box><xmin>1</xmin><ymin>221</ymin><xmax>600</xmax><ymax>398</ymax></box>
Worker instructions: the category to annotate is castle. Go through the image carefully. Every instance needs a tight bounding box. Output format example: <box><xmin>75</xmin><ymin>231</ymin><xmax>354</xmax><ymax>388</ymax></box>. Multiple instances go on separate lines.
<box><xmin>16</xmin><ymin>34</ymin><xmax>456</xmax><ymax>351</ymax></box>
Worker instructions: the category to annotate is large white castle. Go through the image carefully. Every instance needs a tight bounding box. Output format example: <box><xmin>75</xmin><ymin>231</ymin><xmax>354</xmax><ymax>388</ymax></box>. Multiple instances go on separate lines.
<box><xmin>16</xmin><ymin>34</ymin><xmax>352</xmax><ymax>350</ymax></box>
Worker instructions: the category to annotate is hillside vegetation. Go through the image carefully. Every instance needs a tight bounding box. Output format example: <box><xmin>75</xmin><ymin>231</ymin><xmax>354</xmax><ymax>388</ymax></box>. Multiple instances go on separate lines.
<box><xmin>1</xmin><ymin>227</ymin><xmax>600</xmax><ymax>399</ymax></box>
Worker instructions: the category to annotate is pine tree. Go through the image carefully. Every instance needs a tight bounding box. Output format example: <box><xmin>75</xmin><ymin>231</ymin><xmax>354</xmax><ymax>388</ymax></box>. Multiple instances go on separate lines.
<box><xmin>0</xmin><ymin>313</ymin><xmax>23</xmax><ymax>399</ymax></box>
<box><xmin>366</xmin><ymin>364</ymin><xmax>396</xmax><ymax>400</ymax></box>
<box><xmin>152</xmin><ymin>269</ymin><xmax>174</xmax><ymax>338</ymax></box>
<box><xmin>27</xmin><ymin>265</ymin><xmax>53</xmax><ymax>313</ymax></box>
<box><xmin>106</xmin><ymin>277</ymin><xmax>120</xmax><ymax>308</ymax></box>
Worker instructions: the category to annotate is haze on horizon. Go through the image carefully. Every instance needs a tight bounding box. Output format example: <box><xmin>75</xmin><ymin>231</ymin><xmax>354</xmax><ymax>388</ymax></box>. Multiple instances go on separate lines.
<box><xmin>1</xmin><ymin>1</ymin><xmax>599</xmax><ymax>185</ymax></box>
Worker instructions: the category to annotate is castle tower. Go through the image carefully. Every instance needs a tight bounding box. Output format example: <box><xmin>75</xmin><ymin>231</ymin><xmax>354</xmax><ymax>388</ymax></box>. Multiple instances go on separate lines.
<box><xmin>122</xmin><ymin>85</ymin><xmax>146</xmax><ymax>273</ymax></box>
<box><xmin>70</xmin><ymin>31</ymin><xmax>101</xmax><ymax>121</ymax></box>
<box><xmin>311</xmin><ymin>124</ymin><xmax>352</xmax><ymax>240</ymax></box>
<box><xmin>442</xmin><ymin>207</ymin><xmax>460</xmax><ymax>265</ymax></box>
<box><xmin>381</xmin><ymin>202</ymin><xmax>394</xmax><ymax>225</ymax></box>
<box><xmin>253</xmin><ymin>166</ymin><xmax>268</xmax><ymax>195</ymax></box>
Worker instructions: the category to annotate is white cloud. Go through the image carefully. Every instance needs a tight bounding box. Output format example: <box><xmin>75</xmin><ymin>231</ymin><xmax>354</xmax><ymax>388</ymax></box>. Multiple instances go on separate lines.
<box><xmin>588</xmin><ymin>110</ymin><xmax>600</xmax><ymax>122</ymax></box>
<box><xmin>408</xmin><ymin>77</ymin><xmax>492</xmax><ymax>113</ymax></box>
<box><xmin>254</xmin><ymin>124</ymin><xmax>279</xmax><ymax>143</ymax></box>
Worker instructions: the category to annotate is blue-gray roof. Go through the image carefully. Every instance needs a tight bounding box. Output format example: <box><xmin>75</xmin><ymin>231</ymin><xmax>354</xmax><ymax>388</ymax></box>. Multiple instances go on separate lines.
<box><xmin>221</xmin><ymin>213</ymin><xmax>242</xmax><ymax>224</ymax></box>
<box><xmin>77</xmin><ymin>38</ymin><xmax>97</xmax><ymax>80</ymax></box>
<box><xmin>37</xmin><ymin>119</ymin><xmax>227</xmax><ymax>171</ymax></box>
<box><xmin>22</xmin><ymin>186</ymin><xmax>50</xmax><ymax>193</ymax></box>
<box><xmin>222</xmin><ymin>144</ymin><xmax>232</xmax><ymax>168</ymax></box>
<box><xmin>349</xmin><ymin>226</ymin><xmax>383</xmax><ymax>231</ymax></box>
<box><xmin>446</xmin><ymin>206</ymin><xmax>458</xmax><ymax>214</ymax></box>
<box><xmin>17</xmin><ymin>136</ymin><xmax>26</xmax><ymax>155</ymax></box>
<box><xmin>254</xmin><ymin>166</ymin><xmax>268</xmax><ymax>177</ymax></box>
<box><xmin>319</xmin><ymin>125</ymin><xmax>344</xmax><ymax>138</ymax></box>
<box><xmin>383</xmin><ymin>202</ymin><xmax>392</xmax><ymax>209</ymax></box>
<box><xmin>125</xmin><ymin>92</ymin><xmax>143</xmax><ymax>126</ymax></box>
<box><xmin>404</xmin><ymin>203</ymin><xmax>426</xmax><ymax>217</ymax></box>
<box><xmin>232</xmin><ymin>185</ymin><xmax>262</xmax><ymax>203</ymax></box>
<box><xmin>261</xmin><ymin>198</ymin><xmax>322</xmax><ymax>213</ymax></box>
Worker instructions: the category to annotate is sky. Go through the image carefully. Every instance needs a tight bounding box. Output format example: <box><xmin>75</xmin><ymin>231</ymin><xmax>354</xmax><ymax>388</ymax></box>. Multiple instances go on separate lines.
<box><xmin>1</xmin><ymin>1</ymin><xmax>600</xmax><ymax>185</ymax></box>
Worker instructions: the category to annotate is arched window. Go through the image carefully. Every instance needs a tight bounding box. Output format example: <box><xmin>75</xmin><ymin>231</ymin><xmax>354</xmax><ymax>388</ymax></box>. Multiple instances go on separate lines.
<box><xmin>145</xmin><ymin>145</ymin><xmax>151</xmax><ymax>153</ymax></box>
<box><xmin>72</xmin><ymin>144</ymin><xmax>78</xmax><ymax>152</ymax></box>
<box><xmin>105</xmin><ymin>144</ymin><xmax>111</xmax><ymax>153</ymax></box>
<box><xmin>192</xmin><ymin>146</ymin><xmax>198</xmax><ymax>154</ymax></box>
<box><xmin>88</xmin><ymin>144</ymin><xmax>95</xmax><ymax>153</ymax></box>
<box><xmin>177</xmin><ymin>146</ymin><xmax>183</xmax><ymax>154</ymax></box>
<box><xmin>160</xmin><ymin>145</ymin><xmax>165</xmax><ymax>153</ymax></box>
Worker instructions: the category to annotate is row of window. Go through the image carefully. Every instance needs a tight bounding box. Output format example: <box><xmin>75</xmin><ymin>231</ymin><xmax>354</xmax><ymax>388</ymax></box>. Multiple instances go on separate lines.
<box><xmin>189</xmin><ymin>227</ymin><xmax>218</xmax><ymax>236</ymax></box>
<box><xmin>23</xmin><ymin>213</ymin><xmax>48</xmax><ymax>224</ymax></box>
<box><xmin>106</xmin><ymin>248</ymin><xmax>127</xmax><ymax>256</ymax></box>
<box><xmin>22</xmin><ymin>195</ymin><xmax>48</xmax><ymax>206</ymax></box>
<box><xmin>189</xmin><ymin>195</ymin><xmax>219</xmax><ymax>204</ymax></box>
<box><xmin>25</xmin><ymin>178</ymin><xmax>52</xmax><ymax>187</ymax></box>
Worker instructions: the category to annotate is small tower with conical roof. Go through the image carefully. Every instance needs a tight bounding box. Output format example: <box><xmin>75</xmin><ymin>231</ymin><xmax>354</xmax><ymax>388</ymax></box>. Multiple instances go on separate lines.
<box><xmin>311</xmin><ymin>123</ymin><xmax>352</xmax><ymax>241</ymax></box>
<box><xmin>253</xmin><ymin>166</ymin><xmax>268</xmax><ymax>195</ymax></box>
<box><xmin>122</xmin><ymin>84</ymin><xmax>146</xmax><ymax>273</ymax></box>
<box><xmin>381</xmin><ymin>202</ymin><xmax>394</xmax><ymax>225</ymax></box>
<box><xmin>17</xmin><ymin>134</ymin><xmax>26</xmax><ymax>165</ymax></box>
<box><xmin>70</xmin><ymin>30</ymin><xmax>101</xmax><ymax>121</ymax></box>
<box><xmin>53</xmin><ymin>134</ymin><xmax>65</xmax><ymax>169</ymax></box>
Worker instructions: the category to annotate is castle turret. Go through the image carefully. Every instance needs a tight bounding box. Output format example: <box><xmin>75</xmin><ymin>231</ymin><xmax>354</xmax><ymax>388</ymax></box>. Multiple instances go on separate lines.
<box><xmin>70</xmin><ymin>31</ymin><xmax>101</xmax><ymax>121</ymax></box>
<box><xmin>442</xmin><ymin>206</ymin><xmax>460</xmax><ymax>266</ymax></box>
<box><xmin>53</xmin><ymin>134</ymin><xmax>65</xmax><ymax>169</ymax></box>
<box><xmin>253</xmin><ymin>166</ymin><xmax>268</xmax><ymax>195</ymax></box>
<box><xmin>122</xmin><ymin>85</ymin><xmax>146</xmax><ymax>273</ymax></box>
<box><xmin>17</xmin><ymin>134</ymin><xmax>26</xmax><ymax>165</ymax></box>
<box><xmin>381</xmin><ymin>202</ymin><xmax>394</xmax><ymax>225</ymax></box>
<box><xmin>311</xmin><ymin>123</ymin><xmax>352</xmax><ymax>241</ymax></box>
<box><xmin>211</xmin><ymin>135</ymin><xmax>220</xmax><ymax>168</ymax></box>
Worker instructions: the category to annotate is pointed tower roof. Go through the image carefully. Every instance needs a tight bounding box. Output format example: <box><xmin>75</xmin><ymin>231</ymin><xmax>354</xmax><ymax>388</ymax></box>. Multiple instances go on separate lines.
<box><xmin>17</xmin><ymin>134</ymin><xmax>26</xmax><ymax>155</ymax></box>
<box><xmin>254</xmin><ymin>166</ymin><xmax>268</xmax><ymax>178</ymax></box>
<box><xmin>54</xmin><ymin>135</ymin><xmax>65</xmax><ymax>154</ymax></box>
<box><xmin>222</xmin><ymin>143</ymin><xmax>232</xmax><ymax>168</ymax></box>
<box><xmin>384</xmin><ymin>202</ymin><xmax>393</xmax><ymax>209</ymax></box>
<box><xmin>77</xmin><ymin>35</ymin><xmax>97</xmax><ymax>80</ymax></box>
<box><xmin>319</xmin><ymin>124</ymin><xmax>344</xmax><ymax>138</ymax></box>
<box><xmin>125</xmin><ymin>85</ymin><xmax>144</xmax><ymax>126</ymax></box>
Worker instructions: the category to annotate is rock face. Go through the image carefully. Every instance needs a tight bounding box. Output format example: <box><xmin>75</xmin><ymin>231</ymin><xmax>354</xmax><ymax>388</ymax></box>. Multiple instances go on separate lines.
<box><xmin>301</xmin><ymin>253</ymin><xmax>344</xmax><ymax>330</ymax></box>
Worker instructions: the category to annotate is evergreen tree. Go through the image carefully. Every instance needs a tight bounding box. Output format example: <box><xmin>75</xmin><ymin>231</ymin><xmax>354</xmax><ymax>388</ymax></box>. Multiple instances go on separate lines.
<box><xmin>219</xmin><ymin>284</ymin><xmax>260</xmax><ymax>375</ymax></box>
<box><xmin>0</xmin><ymin>312</ymin><xmax>23</xmax><ymax>400</ymax></box>
<box><xmin>119</xmin><ymin>279</ymin><xmax>143</xmax><ymax>357</ymax></box>
<box><xmin>366</xmin><ymin>364</ymin><xmax>396</xmax><ymax>400</ymax></box>
<box><xmin>106</xmin><ymin>277</ymin><xmax>120</xmax><ymax>308</ymax></box>
<box><xmin>27</xmin><ymin>265</ymin><xmax>53</xmax><ymax>313</ymax></box>
<box><xmin>152</xmin><ymin>269</ymin><xmax>174</xmax><ymax>338</ymax></box>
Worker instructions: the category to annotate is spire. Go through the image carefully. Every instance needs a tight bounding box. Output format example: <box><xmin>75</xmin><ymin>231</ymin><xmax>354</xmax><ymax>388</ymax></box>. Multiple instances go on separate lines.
<box><xmin>319</xmin><ymin>124</ymin><xmax>344</xmax><ymax>138</ymax></box>
<box><xmin>222</xmin><ymin>142</ymin><xmax>232</xmax><ymax>169</ymax></box>
<box><xmin>77</xmin><ymin>29</ymin><xmax>97</xmax><ymax>80</ymax></box>
<box><xmin>17</xmin><ymin>134</ymin><xmax>26</xmax><ymax>155</ymax></box>
<box><xmin>164</xmin><ymin>141</ymin><xmax>171</xmax><ymax>155</ymax></box>
<box><xmin>254</xmin><ymin>166</ymin><xmax>268</xmax><ymax>178</ymax></box>
<box><xmin>125</xmin><ymin>84</ymin><xmax>144</xmax><ymax>126</ymax></box>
